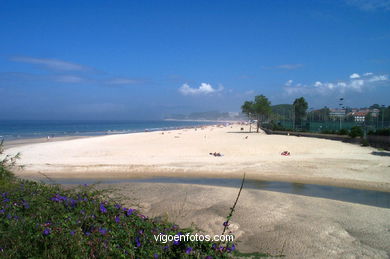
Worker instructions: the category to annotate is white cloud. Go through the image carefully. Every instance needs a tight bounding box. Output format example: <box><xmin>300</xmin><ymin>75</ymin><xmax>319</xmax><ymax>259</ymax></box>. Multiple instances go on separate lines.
<box><xmin>346</xmin><ymin>0</ymin><xmax>390</xmax><ymax>11</ymax></box>
<box><xmin>285</xmin><ymin>80</ymin><xmax>293</xmax><ymax>86</ymax></box>
<box><xmin>350</xmin><ymin>73</ymin><xmax>360</xmax><ymax>79</ymax></box>
<box><xmin>368</xmin><ymin>75</ymin><xmax>388</xmax><ymax>82</ymax></box>
<box><xmin>10</xmin><ymin>56</ymin><xmax>91</xmax><ymax>71</ymax></box>
<box><xmin>314</xmin><ymin>81</ymin><xmax>323</xmax><ymax>87</ymax></box>
<box><xmin>284</xmin><ymin>72</ymin><xmax>389</xmax><ymax>96</ymax></box>
<box><xmin>179</xmin><ymin>83</ymin><xmax>223</xmax><ymax>96</ymax></box>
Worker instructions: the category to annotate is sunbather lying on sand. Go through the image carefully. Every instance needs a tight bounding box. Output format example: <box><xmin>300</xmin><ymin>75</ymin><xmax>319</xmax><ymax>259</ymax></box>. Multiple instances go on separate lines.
<box><xmin>281</xmin><ymin>151</ymin><xmax>290</xmax><ymax>156</ymax></box>
<box><xmin>209</xmin><ymin>152</ymin><xmax>223</xmax><ymax>157</ymax></box>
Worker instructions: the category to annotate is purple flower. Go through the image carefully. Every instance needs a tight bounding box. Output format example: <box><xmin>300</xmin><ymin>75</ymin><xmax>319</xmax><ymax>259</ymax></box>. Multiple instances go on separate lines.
<box><xmin>223</xmin><ymin>221</ymin><xmax>229</xmax><ymax>227</ymax></box>
<box><xmin>70</xmin><ymin>199</ymin><xmax>77</xmax><ymax>208</ymax></box>
<box><xmin>205</xmin><ymin>256</ymin><xmax>213</xmax><ymax>259</ymax></box>
<box><xmin>115</xmin><ymin>215</ymin><xmax>120</xmax><ymax>223</ymax></box>
<box><xmin>85</xmin><ymin>231</ymin><xmax>91</xmax><ymax>236</ymax></box>
<box><xmin>70</xmin><ymin>230</ymin><xmax>75</xmax><ymax>236</ymax></box>
<box><xmin>115</xmin><ymin>204</ymin><xmax>121</xmax><ymax>210</ymax></box>
<box><xmin>99</xmin><ymin>228</ymin><xmax>107</xmax><ymax>235</ymax></box>
<box><xmin>173</xmin><ymin>240</ymin><xmax>180</xmax><ymax>245</ymax></box>
<box><xmin>154</xmin><ymin>253</ymin><xmax>159</xmax><ymax>258</ymax></box>
<box><xmin>126</xmin><ymin>208</ymin><xmax>135</xmax><ymax>216</ymax></box>
<box><xmin>0</xmin><ymin>209</ymin><xmax>5</xmax><ymax>214</ymax></box>
<box><xmin>22</xmin><ymin>200</ymin><xmax>29</xmax><ymax>209</ymax></box>
<box><xmin>135</xmin><ymin>237</ymin><xmax>141</xmax><ymax>247</ymax></box>
<box><xmin>51</xmin><ymin>194</ymin><xmax>67</xmax><ymax>202</ymax></box>
<box><xmin>100</xmin><ymin>203</ymin><xmax>107</xmax><ymax>213</ymax></box>
<box><xmin>43</xmin><ymin>228</ymin><xmax>51</xmax><ymax>236</ymax></box>
<box><xmin>185</xmin><ymin>247</ymin><xmax>193</xmax><ymax>254</ymax></box>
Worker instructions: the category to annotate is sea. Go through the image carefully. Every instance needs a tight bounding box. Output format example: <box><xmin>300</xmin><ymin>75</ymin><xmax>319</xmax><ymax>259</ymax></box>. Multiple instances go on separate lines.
<box><xmin>0</xmin><ymin>120</ymin><xmax>219</xmax><ymax>141</ymax></box>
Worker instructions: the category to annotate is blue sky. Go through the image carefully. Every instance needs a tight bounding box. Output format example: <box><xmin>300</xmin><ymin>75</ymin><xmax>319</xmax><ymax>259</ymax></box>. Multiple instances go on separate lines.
<box><xmin>0</xmin><ymin>0</ymin><xmax>389</xmax><ymax>119</ymax></box>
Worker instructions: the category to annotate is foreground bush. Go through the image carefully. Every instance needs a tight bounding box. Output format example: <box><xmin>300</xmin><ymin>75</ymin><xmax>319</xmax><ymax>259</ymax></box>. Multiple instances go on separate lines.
<box><xmin>0</xmin><ymin>179</ymin><xmax>237</xmax><ymax>258</ymax></box>
<box><xmin>0</xmin><ymin>142</ymin><xmax>236</xmax><ymax>258</ymax></box>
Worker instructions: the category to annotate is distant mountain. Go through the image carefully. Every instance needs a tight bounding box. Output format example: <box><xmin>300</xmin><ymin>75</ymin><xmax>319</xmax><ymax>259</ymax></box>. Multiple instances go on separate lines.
<box><xmin>164</xmin><ymin>111</ymin><xmax>244</xmax><ymax>121</ymax></box>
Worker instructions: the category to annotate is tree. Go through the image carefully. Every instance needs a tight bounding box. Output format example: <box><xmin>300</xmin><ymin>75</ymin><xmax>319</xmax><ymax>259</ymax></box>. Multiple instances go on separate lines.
<box><xmin>241</xmin><ymin>101</ymin><xmax>254</xmax><ymax>132</ymax></box>
<box><xmin>293</xmin><ymin>97</ymin><xmax>308</xmax><ymax>128</ymax></box>
<box><xmin>253</xmin><ymin>95</ymin><xmax>272</xmax><ymax>132</ymax></box>
<box><xmin>271</xmin><ymin>104</ymin><xmax>293</xmax><ymax>120</ymax></box>
<box><xmin>241</xmin><ymin>95</ymin><xmax>271</xmax><ymax>133</ymax></box>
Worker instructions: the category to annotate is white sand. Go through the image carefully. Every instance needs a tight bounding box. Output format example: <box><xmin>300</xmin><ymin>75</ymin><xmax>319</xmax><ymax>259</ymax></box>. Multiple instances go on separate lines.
<box><xmin>5</xmin><ymin>124</ymin><xmax>390</xmax><ymax>191</ymax></box>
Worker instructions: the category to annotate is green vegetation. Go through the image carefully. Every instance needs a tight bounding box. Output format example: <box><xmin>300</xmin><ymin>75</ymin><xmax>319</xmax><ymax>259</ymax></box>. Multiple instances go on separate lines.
<box><xmin>241</xmin><ymin>95</ymin><xmax>272</xmax><ymax>133</ymax></box>
<box><xmin>293</xmin><ymin>97</ymin><xmax>308</xmax><ymax>129</ymax></box>
<box><xmin>271</xmin><ymin>104</ymin><xmax>293</xmax><ymax>120</ymax></box>
<box><xmin>348</xmin><ymin>126</ymin><xmax>364</xmax><ymax>138</ymax></box>
<box><xmin>0</xmin><ymin>142</ymin><xmax>238</xmax><ymax>258</ymax></box>
<box><xmin>241</xmin><ymin>101</ymin><xmax>255</xmax><ymax>133</ymax></box>
<box><xmin>368</xmin><ymin>128</ymin><xmax>390</xmax><ymax>136</ymax></box>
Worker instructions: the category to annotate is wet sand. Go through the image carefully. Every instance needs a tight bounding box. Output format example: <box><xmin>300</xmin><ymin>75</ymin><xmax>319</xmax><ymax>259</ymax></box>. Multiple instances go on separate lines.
<box><xmin>91</xmin><ymin>182</ymin><xmax>390</xmax><ymax>259</ymax></box>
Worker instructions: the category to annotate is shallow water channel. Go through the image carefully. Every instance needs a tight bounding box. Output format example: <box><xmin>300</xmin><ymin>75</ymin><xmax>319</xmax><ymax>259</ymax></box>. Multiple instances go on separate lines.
<box><xmin>40</xmin><ymin>177</ymin><xmax>390</xmax><ymax>209</ymax></box>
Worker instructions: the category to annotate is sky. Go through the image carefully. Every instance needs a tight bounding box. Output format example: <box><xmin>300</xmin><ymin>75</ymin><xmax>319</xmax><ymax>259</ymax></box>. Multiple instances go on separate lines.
<box><xmin>0</xmin><ymin>0</ymin><xmax>389</xmax><ymax>120</ymax></box>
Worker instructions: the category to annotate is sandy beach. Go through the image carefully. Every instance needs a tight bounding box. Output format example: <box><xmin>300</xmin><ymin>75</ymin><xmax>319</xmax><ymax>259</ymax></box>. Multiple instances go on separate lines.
<box><xmin>5</xmin><ymin>124</ymin><xmax>390</xmax><ymax>191</ymax></box>
<box><xmin>91</xmin><ymin>182</ymin><xmax>390</xmax><ymax>259</ymax></box>
<box><xmin>3</xmin><ymin>124</ymin><xmax>390</xmax><ymax>258</ymax></box>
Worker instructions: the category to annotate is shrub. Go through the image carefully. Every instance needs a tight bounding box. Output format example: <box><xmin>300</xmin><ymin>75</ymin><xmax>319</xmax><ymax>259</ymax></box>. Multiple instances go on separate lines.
<box><xmin>349</xmin><ymin>126</ymin><xmax>363</xmax><ymax>138</ymax></box>
<box><xmin>0</xmin><ymin>179</ymin><xmax>239</xmax><ymax>258</ymax></box>
<box><xmin>337</xmin><ymin>129</ymin><xmax>349</xmax><ymax>135</ymax></box>
<box><xmin>360</xmin><ymin>138</ymin><xmax>370</xmax><ymax>146</ymax></box>
<box><xmin>0</xmin><ymin>140</ymin><xmax>239</xmax><ymax>258</ymax></box>
<box><xmin>368</xmin><ymin>128</ymin><xmax>390</xmax><ymax>136</ymax></box>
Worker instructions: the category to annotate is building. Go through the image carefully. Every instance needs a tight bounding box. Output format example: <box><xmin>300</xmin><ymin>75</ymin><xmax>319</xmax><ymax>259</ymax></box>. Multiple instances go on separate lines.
<box><xmin>352</xmin><ymin>111</ymin><xmax>368</xmax><ymax>123</ymax></box>
<box><xmin>370</xmin><ymin>108</ymin><xmax>380</xmax><ymax>117</ymax></box>
<box><xmin>329</xmin><ymin>109</ymin><xmax>346</xmax><ymax>120</ymax></box>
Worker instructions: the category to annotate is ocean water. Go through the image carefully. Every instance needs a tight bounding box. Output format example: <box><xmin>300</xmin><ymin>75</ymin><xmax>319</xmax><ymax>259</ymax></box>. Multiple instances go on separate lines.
<box><xmin>0</xmin><ymin>120</ymin><xmax>217</xmax><ymax>140</ymax></box>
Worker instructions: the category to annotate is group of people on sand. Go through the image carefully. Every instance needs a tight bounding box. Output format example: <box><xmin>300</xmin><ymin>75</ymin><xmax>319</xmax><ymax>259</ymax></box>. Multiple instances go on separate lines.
<box><xmin>209</xmin><ymin>152</ymin><xmax>223</xmax><ymax>157</ymax></box>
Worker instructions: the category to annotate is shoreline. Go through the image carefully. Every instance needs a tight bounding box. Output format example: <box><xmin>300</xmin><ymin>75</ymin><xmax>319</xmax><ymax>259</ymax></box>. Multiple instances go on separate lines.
<box><xmin>3</xmin><ymin>122</ymin><xmax>225</xmax><ymax>150</ymax></box>
<box><xmin>5</xmin><ymin>124</ymin><xmax>390</xmax><ymax>193</ymax></box>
